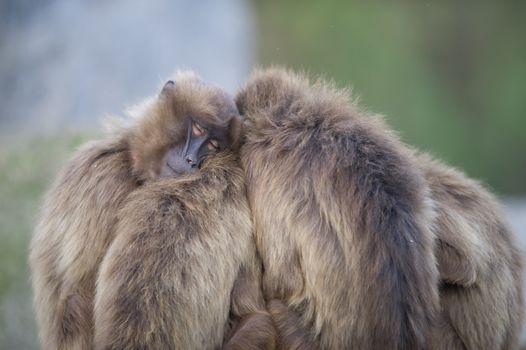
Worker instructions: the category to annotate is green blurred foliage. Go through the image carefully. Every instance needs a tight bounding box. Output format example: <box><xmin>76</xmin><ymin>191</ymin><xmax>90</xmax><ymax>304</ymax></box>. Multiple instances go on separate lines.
<box><xmin>0</xmin><ymin>134</ymin><xmax>93</xmax><ymax>349</ymax></box>
<box><xmin>254</xmin><ymin>0</ymin><xmax>526</xmax><ymax>195</ymax></box>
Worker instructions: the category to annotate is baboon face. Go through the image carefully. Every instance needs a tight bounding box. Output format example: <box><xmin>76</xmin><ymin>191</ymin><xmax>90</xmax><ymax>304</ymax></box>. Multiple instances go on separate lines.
<box><xmin>160</xmin><ymin>107</ymin><xmax>230</xmax><ymax>177</ymax></box>
<box><xmin>130</xmin><ymin>77</ymin><xmax>241</xmax><ymax>180</ymax></box>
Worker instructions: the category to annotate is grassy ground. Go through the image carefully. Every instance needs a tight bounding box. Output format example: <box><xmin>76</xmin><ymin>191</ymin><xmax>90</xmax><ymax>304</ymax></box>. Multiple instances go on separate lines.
<box><xmin>0</xmin><ymin>133</ymin><xmax>93</xmax><ymax>349</ymax></box>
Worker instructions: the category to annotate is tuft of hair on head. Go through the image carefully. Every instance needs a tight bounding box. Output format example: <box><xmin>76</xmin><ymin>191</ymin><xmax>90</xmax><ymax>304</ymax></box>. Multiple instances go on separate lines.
<box><xmin>173</xmin><ymin>69</ymin><xmax>201</xmax><ymax>83</ymax></box>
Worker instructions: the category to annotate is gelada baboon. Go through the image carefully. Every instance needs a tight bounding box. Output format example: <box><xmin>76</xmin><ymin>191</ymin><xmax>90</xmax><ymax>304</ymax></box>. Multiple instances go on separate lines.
<box><xmin>236</xmin><ymin>68</ymin><xmax>441</xmax><ymax>349</ymax></box>
<box><xmin>236</xmin><ymin>68</ymin><xmax>523</xmax><ymax>350</ymax></box>
<box><xmin>420</xmin><ymin>154</ymin><xmax>523</xmax><ymax>350</ymax></box>
<box><xmin>30</xmin><ymin>71</ymin><xmax>273</xmax><ymax>350</ymax></box>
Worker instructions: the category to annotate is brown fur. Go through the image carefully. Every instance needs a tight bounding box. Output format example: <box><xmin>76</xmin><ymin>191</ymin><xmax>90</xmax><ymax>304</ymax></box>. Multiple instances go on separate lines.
<box><xmin>236</xmin><ymin>68</ymin><xmax>441</xmax><ymax>349</ymax></box>
<box><xmin>235</xmin><ymin>67</ymin><xmax>524</xmax><ymax>349</ymax></box>
<box><xmin>419</xmin><ymin>154</ymin><xmax>524</xmax><ymax>350</ymax></box>
<box><xmin>267</xmin><ymin>299</ymin><xmax>318</xmax><ymax>350</ymax></box>
<box><xmin>30</xmin><ymin>137</ymin><xmax>135</xmax><ymax>350</ymax></box>
<box><xmin>30</xmin><ymin>71</ymin><xmax>272</xmax><ymax>349</ymax></box>
<box><xmin>93</xmin><ymin>153</ymin><xmax>272</xmax><ymax>350</ymax></box>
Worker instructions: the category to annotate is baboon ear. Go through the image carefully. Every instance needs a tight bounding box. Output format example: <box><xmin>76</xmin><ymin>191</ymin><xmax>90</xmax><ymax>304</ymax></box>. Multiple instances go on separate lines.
<box><xmin>160</xmin><ymin>80</ymin><xmax>176</xmax><ymax>97</ymax></box>
<box><xmin>227</xmin><ymin>115</ymin><xmax>243</xmax><ymax>151</ymax></box>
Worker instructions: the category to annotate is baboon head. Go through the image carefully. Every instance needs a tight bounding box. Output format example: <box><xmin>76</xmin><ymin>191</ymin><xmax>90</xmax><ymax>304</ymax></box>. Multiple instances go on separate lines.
<box><xmin>128</xmin><ymin>71</ymin><xmax>241</xmax><ymax>181</ymax></box>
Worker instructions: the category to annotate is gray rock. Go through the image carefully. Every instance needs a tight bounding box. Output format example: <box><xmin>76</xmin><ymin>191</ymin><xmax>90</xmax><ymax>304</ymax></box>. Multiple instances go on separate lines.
<box><xmin>0</xmin><ymin>0</ymin><xmax>254</xmax><ymax>134</ymax></box>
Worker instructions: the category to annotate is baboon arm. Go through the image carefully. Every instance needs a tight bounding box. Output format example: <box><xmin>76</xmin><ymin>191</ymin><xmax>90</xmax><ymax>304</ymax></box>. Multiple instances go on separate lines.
<box><xmin>267</xmin><ymin>299</ymin><xmax>318</xmax><ymax>350</ymax></box>
<box><xmin>94</xmin><ymin>224</ymin><xmax>184</xmax><ymax>350</ymax></box>
<box><xmin>223</xmin><ymin>260</ymin><xmax>277</xmax><ymax>350</ymax></box>
<box><xmin>94</xmin><ymin>196</ymin><xmax>225</xmax><ymax>349</ymax></box>
<box><xmin>230</xmin><ymin>260</ymin><xmax>266</xmax><ymax>316</ymax></box>
<box><xmin>434</xmin><ymin>209</ymin><xmax>480</xmax><ymax>287</ymax></box>
<box><xmin>223</xmin><ymin>311</ymin><xmax>276</xmax><ymax>350</ymax></box>
<box><xmin>436</xmin><ymin>239</ymin><xmax>477</xmax><ymax>287</ymax></box>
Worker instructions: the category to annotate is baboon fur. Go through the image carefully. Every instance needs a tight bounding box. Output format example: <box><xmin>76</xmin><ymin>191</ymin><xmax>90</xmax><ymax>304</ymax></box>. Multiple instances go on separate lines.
<box><xmin>236</xmin><ymin>68</ymin><xmax>441</xmax><ymax>350</ymax></box>
<box><xmin>30</xmin><ymin>136</ymin><xmax>135</xmax><ymax>350</ymax></box>
<box><xmin>235</xmin><ymin>67</ymin><xmax>523</xmax><ymax>350</ymax></box>
<box><xmin>94</xmin><ymin>153</ymin><xmax>273</xmax><ymax>350</ymax></box>
<box><xmin>30</xmin><ymin>71</ymin><xmax>273</xmax><ymax>350</ymax></box>
<box><xmin>420</xmin><ymin>154</ymin><xmax>523</xmax><ymax>350</ymax></box>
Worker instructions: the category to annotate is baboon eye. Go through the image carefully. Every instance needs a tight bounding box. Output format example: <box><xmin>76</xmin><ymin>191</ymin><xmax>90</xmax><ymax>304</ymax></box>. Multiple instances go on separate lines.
<box><xmin>207</xmin><ymin>139</ymin><xmax>219</xmax><ymax>151</ymax></box>
<box><xmin>192</xmin><ymin>122</ymin><xmax>205</xmax><ymax>137</ymax></box>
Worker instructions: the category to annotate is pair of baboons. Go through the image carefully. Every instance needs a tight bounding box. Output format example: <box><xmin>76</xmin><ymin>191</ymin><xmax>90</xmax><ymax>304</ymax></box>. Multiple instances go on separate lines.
<box><xmin>30</xmin><ymin>68</ymin><xmax>523</xmax><ymax>350</ymax></box>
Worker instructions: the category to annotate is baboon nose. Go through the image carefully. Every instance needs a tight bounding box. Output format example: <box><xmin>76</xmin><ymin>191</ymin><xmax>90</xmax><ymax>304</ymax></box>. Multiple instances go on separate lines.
<box><xmin>186</xmin><ymin>157</ymin><xmax>197</xmax><ymax>168</ymax></box>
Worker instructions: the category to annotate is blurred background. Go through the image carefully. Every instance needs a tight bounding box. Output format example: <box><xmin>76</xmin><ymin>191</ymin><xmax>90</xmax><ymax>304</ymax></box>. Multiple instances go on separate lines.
<box><xmin>0</xmin><ymin>0</ymin><xmax>525</xmax><ymax>347</ymax></box>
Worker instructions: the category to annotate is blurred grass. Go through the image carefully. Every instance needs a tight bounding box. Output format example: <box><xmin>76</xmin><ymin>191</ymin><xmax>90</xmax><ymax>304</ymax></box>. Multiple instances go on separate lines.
<box><xmin>0</xmin><ymin>133</ymin><xmax>93</xmax><ymax>349</ymax></box>
<box><xmin>254</xmin><ymin>0</ymin><xmax>526</xmax><ymax>196</ymax></box>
